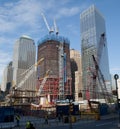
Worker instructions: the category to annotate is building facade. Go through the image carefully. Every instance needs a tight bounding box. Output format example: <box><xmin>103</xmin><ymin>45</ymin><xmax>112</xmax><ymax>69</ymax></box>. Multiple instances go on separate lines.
<box><xmin>1</xmin><ymin>62</ymin><xmax>13</xmax><ymax>93</ymax></box>
<box><xmin>37</xmin><ymin>34</ymin><xmax>72</xmax><ymax>102</ymax></box>
<box><xmin>12</xmin><ymin>35</ymin><xmax>36</xmax><ymax>90</ymax></box>
<box><xmin>80</xmin><ymin>5</ymin><xmax>111</xmax><ymax>99</ymax></box>
<box><xmin>70</xmin><ymin>49</ymin><xmax>83</xmax><ymax>102</ymax></box>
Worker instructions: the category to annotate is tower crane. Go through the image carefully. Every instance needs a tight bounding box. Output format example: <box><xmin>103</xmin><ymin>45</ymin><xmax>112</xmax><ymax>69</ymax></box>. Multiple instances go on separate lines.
<box><xmin>14</xmin><ymin>58</ymin><xmax>44</xmax><ymax>90</ymax></box>
<box><xmin>54</xmin><ymin>18</ymin><xmax>59</xmax><ymax>35</ymax></box>
<box><xmin>88</xmin><ymin>32</ymin><xmax>106</xmax><ymax>99</ymax></box>
<box><xmin>87</xmin><ymin>33</ymin><xmax>112</xmax><ymax>113</ymax></box>
<box><xmin>87</xmin><ymin>55</ymin><xmax>112</xmax><ymax>114</ymax></box>
<box><xmin>92</xmin><ymin>55</ymin><xmax>112</xmax><ymax>103</ymax></box>
<box><xmin>37</xmin><ymin>69</ymin><xmax>50</xmax><ymax>96</ymax></box>
<box><xmin>41</xmin><ymin>13</ymin><xmax>54</xmax><ymax>34</ymax></box>
<box><xmin>30</xmin><ymin>69</ymin><xmax>51</xmax><ymax>108</ymax></box>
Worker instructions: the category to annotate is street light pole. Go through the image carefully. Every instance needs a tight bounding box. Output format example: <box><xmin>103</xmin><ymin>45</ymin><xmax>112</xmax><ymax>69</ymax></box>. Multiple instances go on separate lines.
<box><xmin>114</xmin><ymin>74</ymin><xmax>120</xmax><ymax>127</ymax></box>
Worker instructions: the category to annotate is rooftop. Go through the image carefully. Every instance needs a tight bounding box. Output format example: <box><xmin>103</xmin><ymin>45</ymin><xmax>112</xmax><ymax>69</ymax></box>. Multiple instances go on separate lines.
<box><xmin>37</xmin><ymin>33</ymin><xmax>70</xmax><ymax>45</ymax></box>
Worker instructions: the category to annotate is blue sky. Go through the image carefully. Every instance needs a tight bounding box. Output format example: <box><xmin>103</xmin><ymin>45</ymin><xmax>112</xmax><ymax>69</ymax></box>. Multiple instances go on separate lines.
<box><xmin>0</xmin><ymin>0</ymin><xmax>120</xmax><ymax>83</ymax></box>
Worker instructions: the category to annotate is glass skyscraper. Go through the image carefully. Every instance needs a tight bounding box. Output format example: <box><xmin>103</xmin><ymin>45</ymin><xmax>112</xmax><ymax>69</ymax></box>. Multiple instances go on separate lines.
<box><xmin>13</xmin><ymin>35</ymin><xmax>36</xmax><ymax>90</ymax></box>
<box><xmin>80</xmin><ymin>5</ymin><xmax>111</xmax><ymax>99</ymax></box>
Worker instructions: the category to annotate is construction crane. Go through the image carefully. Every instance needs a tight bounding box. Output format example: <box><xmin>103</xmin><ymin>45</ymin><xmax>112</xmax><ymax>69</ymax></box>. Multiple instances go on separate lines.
<box><xmin>37</xmin><ymin>69</ymin><xmax>50</xmax><ymax>96</ymax></box>
<box><xmin>54</xmin><ymin>18</ymin><xmax>59</xmax><ymax>35</ymax></box>
<box><xmin>87</xmin><ymin>55</ymin><xmax>112</xmax><ymax>114</ymax></box>
<box><xmin>87</xmin><ymin>33</ymin><xmax>112</xmax><ymax>114</ymax></box>
<box><xmin>92</xmin><ymin>55</ymin><xmax>112</xmax><ymax>103</ymax></box>
<box><xmin>14</xmin><ymin>58</ymin><xmax>44</xmax><ymax>90</ymax></box>
<box><xmin>41</xmin><ymin>13</ymin><xmax>54</xmax><ymax>34</ymax></box>
<box><xmin>30</xmin><ymin>70</ymin><xmax>51</xmax><ymax>108</ymax></box>
<box><xmin>87</xmin><ymin>33</ymin><xmax>106</xmax><ymax>99</ymax></box>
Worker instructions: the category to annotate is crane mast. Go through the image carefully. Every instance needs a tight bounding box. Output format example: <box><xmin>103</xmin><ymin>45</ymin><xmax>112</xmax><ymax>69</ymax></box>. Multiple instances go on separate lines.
<box><xmin>41</xmin><ymin>13</ymin><xmax>54</xmax><ymax>34</ymax></box>
<box><xmin>54</xmin><ymin>18</ymin><xmax>59</xmax><ymax>35</ymax></box>
<box><xmin>92</xmin><ymin>55</ymin><xmax>112</xmax><ymax>103</ymax></box>
<box><xmin>14</xmin><ymin>58</ymin><xmax>44</xmax><ymax>90</ymax></box>
<box><xmin>37</xmin><ymin>70</ymin><xmax>50</xmax><ymax>96</ymax></box>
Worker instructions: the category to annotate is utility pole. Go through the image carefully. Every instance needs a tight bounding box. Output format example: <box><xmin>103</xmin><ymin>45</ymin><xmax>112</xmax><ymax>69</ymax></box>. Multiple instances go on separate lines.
<box><xmin>114</xmin><ymin>74</ymin><xmax>120</xmax><ymax>127</ymax></box>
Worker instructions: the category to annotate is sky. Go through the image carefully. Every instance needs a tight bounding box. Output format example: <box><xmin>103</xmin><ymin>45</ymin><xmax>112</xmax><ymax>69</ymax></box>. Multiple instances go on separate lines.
<box><xmin>0</xmin><ymin>0</ymin><xmax>120</xmax><ymax>84</ymax></box>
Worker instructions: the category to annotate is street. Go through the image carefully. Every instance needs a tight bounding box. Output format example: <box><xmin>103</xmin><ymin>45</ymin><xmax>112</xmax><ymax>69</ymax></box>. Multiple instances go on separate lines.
<box><xmin>0</xmin><ymin>113</ymin><xmax>119</xmax><ymax>129</ymax></box>
<box><xmin>13</xmin><ymin>114</ymin><xmax>119</xmax><ymax>129</ymax></box>
<box><xmin>40</xmin><ymin>118</ymin><xmax>119</xmax><ymax>129</ymax></box>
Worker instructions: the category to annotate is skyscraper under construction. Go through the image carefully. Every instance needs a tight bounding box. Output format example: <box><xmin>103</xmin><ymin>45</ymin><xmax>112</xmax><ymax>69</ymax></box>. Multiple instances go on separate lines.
<box><xmin>37</xmin><ymin>33</ymin><xmax>72</xmax><ymax>103</ymax></box>
<box><xmin>80</xmin><ymin>5</ymin><xmax>111</xmax><ymax>100</ymax></box>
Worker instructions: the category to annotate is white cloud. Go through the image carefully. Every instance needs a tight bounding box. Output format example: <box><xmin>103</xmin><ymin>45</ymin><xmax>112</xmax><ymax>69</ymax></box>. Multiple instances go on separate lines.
<box><xmin>0</xmin><ymin>0</ymin><xmax>44</xmax><ymax>33</ymax></box>
<box><xmin>59</xmin><ymin>7</ymin><xmax>80</xmax><ymax>17</ymax></box>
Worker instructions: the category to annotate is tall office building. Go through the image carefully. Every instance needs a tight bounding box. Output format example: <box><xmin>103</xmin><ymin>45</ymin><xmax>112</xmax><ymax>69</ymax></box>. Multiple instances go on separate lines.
<box><xmin>70</xmin><ymin>49</ymin><xmax>83</xmax><ymax>102</ymax></box>
<box><xmin>1</xmin><ymin>62</ymin><xmax>13</xmax><ymax>92</ymax></box>
<box><xmin>80</xmin><ymin>5</ymin><xmax>111</xmax><ymax>99</ymax></box>
<box><xmin>13</xmin><ymin>35</ymin><xmax>36</xmax><ymax>90</ymax></box>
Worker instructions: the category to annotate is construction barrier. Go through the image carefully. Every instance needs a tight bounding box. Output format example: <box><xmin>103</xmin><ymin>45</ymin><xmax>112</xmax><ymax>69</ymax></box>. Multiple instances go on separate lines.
<box><xmin>63</xmin><ymin>116</ymin><xmax>77</xmax><ymax>123</ymax></box>
<box><xmin>95</xmin><ymin>114</ymin><xmax>100</xmax><ymax>120</ymax></box>
<box><xmin>71</xmin><ymin>116</ymin><xmax>76</xmax><ymax>123</ymax></box>
<box><xmin>81</xmin><ymin>112</ymin><xmax>100</xmax><ymax>120</ymax></box>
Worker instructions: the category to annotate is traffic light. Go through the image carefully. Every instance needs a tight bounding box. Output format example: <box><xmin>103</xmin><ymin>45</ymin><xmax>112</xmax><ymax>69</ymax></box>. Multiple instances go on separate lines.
<box><xmin>69</xmin><ymin>103</ymin><xmax>74</xmax><ymax>113</ymax></box>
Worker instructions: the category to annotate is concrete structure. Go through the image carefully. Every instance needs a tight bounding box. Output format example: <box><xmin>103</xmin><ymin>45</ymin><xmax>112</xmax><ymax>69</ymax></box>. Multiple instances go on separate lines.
<box><xmin>12</xmin><ymin>35</ymin><xmax>36</xmax><ymax>90</ymax></box>
<box><xmin>80</xmin><ymin>5</ymin><xmax>111</xmax><ymax>99</ymax></box>
<box><xmin>70</xmin><ymin>49</ymin><xmax>83</xmax><ymax>101</ymax></box>
<box><xmin>37</xmin><ymin>34</ymin><xmax>72</xmax><ymax>102</ymax></box>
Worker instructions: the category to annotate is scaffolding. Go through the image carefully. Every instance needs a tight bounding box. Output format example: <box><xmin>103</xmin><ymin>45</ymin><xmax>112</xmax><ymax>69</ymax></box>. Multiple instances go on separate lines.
<box><xmin>36</xmin><ymin>77</ymin><xmax>71</xmax><ymax>104</ymax></box>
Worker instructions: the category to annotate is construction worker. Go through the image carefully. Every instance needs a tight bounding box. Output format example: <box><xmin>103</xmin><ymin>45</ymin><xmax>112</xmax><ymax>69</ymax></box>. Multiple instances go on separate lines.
<box><xmin>44</xmin><ymin>114</ymin><xmax>48</xmax><ymax>124</ymax></box>
<box><xmin>26</xmin><ymin>121</ymin><xmax>35</xmax><ymax>129</ymax></box>
<box><xmin>26</xmin><ymin>121</ymin><xmax>31</xmax><ymax>129</ymax></box>
<box><xmin>15</xmin><ymin>114</ymin><xmax>20</xmax><ymax>127</ymax></box>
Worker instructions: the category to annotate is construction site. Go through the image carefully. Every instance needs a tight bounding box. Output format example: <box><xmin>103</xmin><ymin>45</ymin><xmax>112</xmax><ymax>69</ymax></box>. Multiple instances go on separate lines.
<box><xmin>0</xmin><ymin>13</ymin><xmax>117</xmax><ymax>126</ymax></box>
<box><xmin>0</xmin><ymin>13</ymin><xmax>73</xmax><ymax>122</ymax></box>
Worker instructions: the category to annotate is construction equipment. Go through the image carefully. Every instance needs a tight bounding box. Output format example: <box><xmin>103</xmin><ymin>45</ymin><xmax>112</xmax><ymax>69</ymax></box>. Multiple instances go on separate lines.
<box><xmin>30</xmin><ymin>69</ymin><xmax>51</xmax><ymax>108</ymax></box>
<box><xmin>87</xmin><ymin>55</ymin><xmax>113</xmax><ymax>117</ymax></box>
<box><xmin>14</xmin><ymin>58</ymin><xmax>44</xmax><ymax>90</ymax></box>
<box><xmin>88</xmin><ymin>100</ymin><xmax>100</xmax><ymax>113</ymax></box>
<box><xmin>41</xmin><ymin>13</ymin><xmax>59</xmax><ymax>35</ymax></box>
<box><xmin>87</xmin><ymin>33</ymin><xmax>112</xmax><ymax>114</ymax></box>
<box><xmin>41</xmin><ymin>13</ymin><xmax>54</xmax><ymax>34</ymax></box>
<box><xmin>37</xmin><ymin>70</ymin><xmax>50</xmax><ymax>96</ymax></box>
<box><xmin>54</xmin><ymin>18</ymin><xmax>59</xmax><ymax>35</ymax></box>
<box><xmin>92</xmin><ymin>55</ymin><xmax>112</xmax><ymax>103</ymax></box>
